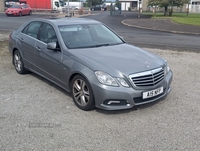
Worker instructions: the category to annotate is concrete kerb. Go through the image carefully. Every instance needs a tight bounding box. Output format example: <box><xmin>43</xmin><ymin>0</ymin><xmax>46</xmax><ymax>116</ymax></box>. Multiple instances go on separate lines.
<box><xmin>121</xmin><ymin>19</ymin><xmax>200</xmax><ymax>36</ymax></box>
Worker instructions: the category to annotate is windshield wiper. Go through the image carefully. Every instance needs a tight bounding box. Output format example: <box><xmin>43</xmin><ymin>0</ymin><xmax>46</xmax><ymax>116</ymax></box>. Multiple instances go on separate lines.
<box><xmin>69</xmin><ymin>43</ymin><xmax>124</xmax><ymax>49</ymax></box>
<box><xmin>71</xmin><ymin>44</ymin><xmax>110</xmax><ymax>49</ymax></box>
<box><xmin>94</xmin><ymin>44</ymin><xmax>110</xmax><ymax>47</ymax></box>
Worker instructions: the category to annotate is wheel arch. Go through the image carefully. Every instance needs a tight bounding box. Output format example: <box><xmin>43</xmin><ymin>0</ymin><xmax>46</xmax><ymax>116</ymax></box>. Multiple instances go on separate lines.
<box><xmin>68</xmin><ymin>72</ymin><xmax>91</xmax><ymax>93</ymax></box>
<box><xmin>69</xmin><ymin>72</ymin><xmax>96</xmax><ymax>110</ymax></box>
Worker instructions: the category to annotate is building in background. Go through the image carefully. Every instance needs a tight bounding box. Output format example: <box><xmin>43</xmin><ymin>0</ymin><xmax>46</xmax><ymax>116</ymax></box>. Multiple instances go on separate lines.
<box><xmin>119</xmin><ymin>0</ymin><xmax>148</xmax><ymax>11</ymax></box>
<box><xmin>189</xmin><ymin>0</ymin><xmax>200</xmax><ymax>12</ymax></box>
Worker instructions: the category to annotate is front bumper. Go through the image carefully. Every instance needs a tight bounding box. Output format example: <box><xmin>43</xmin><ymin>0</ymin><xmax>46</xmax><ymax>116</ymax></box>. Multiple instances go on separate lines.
<box><xmin>6</xmin><ymin>12</ymin><xmax>20</xmax><ymax>16</ymax></box>
<box><xmin>89</xmin><ymin>70</ymin><xmax>173</xmax><ymax>110</ymax></box>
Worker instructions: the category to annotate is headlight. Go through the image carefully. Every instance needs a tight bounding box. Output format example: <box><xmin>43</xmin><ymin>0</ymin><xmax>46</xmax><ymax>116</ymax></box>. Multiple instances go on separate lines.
<box><xmin>117</xmin><ymin>78</ymin><xmax>129</xmax><ymax>87</ymax></box>
<box><xmin>95</xmin><ymin>71</ymin><xmax>118</xmax><ymax>86</ymax></box>
<box><xmin>164</xmin><ymin>62</ymin><xmax>170</xmax><ymax>75</ymax></box>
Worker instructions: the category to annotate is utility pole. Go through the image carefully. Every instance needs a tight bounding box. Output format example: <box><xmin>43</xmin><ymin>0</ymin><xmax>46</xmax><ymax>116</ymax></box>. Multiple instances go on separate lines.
<box><xmin>187</xmin><ymin>3</ymin><xmax>189</xmax><ymax>17</ymax></box>
<box><xmin>67</xmin><ymin>0</ymin><xmax>69</xmax><ymax>17</ymax></box>
<box><xmin>0</xmin><ymin>0</ymin><xmax>5</xmax><ymax>12</ymax></box>
<box><xmin>138</xmin><ymin>0</ymin><xmax>142</xmax><ymax>17</ymax></box>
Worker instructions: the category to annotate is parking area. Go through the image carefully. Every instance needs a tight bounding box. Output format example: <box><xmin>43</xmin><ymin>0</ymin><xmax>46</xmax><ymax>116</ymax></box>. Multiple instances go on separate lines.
<box><xmin>0</xmin><ymin>32</ymin><xmax>200</xmax><ymax>150</ymax></box>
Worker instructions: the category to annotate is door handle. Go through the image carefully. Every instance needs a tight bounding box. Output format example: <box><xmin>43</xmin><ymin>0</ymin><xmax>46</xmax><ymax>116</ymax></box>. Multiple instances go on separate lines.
<box><xmin>36</xmin><ymin>46</ymin><xmax>41</xmax><ymax>51</ymax></box>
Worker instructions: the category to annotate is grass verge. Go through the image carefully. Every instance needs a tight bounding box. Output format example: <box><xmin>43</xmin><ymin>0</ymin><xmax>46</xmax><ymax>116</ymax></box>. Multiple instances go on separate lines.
<box><xmin>142</xmin><ymin>12</ymin><xmax>200</xmax><ymax>26</ymax></box>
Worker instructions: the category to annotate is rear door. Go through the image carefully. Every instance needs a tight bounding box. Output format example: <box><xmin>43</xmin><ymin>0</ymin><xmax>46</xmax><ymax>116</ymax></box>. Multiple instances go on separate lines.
<box><xmin>18</xmin><ymin>21</ymin><xmax>42</xmax><ymax>71</ymax></box>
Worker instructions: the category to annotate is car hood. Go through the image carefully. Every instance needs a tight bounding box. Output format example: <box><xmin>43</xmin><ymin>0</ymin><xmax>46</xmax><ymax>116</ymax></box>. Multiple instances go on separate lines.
<box><xmin>68</xmin><ymin>44</ymin><xmax>165</xmax><ymax>77</ymax></box>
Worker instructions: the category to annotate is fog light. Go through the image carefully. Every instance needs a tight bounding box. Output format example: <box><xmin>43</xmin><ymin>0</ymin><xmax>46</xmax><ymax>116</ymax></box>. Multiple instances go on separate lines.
<box><xmin>107</xmin><ymin>101</ymin><xmax>120</xmax><ymax>105</ymax></box>
<box><xmin>103</xmin><ymin>100</ymin><xmax>129</xmax><ymax>106</ymax></box>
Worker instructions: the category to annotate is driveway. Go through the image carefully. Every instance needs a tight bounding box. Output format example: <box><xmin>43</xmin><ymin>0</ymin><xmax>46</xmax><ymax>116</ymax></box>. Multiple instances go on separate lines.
<box><xmin>0</xmin><ymin>29</ymin><xmax>200</xmax><ymax>150</ymax></box>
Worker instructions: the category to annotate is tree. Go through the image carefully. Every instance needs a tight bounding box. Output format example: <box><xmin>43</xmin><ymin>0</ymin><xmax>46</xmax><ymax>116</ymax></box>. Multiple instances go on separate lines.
<box><xmin>86</xmin><ymin>0</ymin><xmax>104</xmax><ymax>7</ymax></box>
<box><xmin>148</xmin><ymin>0</ymin><xmax>190</xmax><ymax>16</ymax></box>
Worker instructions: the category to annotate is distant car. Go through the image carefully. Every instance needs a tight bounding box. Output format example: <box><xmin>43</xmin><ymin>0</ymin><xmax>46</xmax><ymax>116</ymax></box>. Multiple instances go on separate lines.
<box><xmin>91</xmin><ymin>4</ymin><xmax>107</xmax><ymax>11</ymax></box>
<box><xmin>5</xmin><ymin>4</ymin><xmax>32</xmax><ymax>16</ymax></box>
<box><xmin>9</xmin><ymin>18</ymin><xmax>172</xmax><ymax>111</ymax></box>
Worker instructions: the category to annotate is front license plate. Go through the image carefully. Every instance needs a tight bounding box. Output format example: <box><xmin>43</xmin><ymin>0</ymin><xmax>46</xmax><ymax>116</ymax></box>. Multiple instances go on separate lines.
<box><xmin>143</xmin><ymin>87</ymin><xmax>163</xmax><ymax>99</ymax></box>
<box><xmin>8</xmin><ymin>12</ymin><xmax>12</xmax><ymax>14</ymax></box>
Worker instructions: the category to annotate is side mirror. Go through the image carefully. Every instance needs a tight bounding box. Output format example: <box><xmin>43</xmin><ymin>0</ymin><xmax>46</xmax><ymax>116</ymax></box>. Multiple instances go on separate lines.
<box><xmin>47</xmin><ymin>42</ymin><xmax>57</xmax><ymax>50</ymax></box>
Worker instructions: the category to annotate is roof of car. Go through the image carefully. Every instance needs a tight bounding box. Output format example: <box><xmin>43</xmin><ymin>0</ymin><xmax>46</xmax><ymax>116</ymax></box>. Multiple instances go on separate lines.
<box><xmin>31</xmin><ymin>18</ymin><xmax>101</xmax><ymax>26</ymax></box>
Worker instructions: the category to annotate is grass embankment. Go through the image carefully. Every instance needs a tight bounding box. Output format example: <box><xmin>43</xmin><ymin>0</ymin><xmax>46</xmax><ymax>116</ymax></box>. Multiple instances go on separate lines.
<box><xmin>142</xmin><ymin>12</ymin><xmax>200</xmax><ymax>26</ymax></box>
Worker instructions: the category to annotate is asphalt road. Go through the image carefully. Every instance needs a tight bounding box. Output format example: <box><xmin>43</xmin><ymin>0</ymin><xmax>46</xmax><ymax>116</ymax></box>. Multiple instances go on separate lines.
<box><xmin>0</xmin><ymin>11</ymin><xmax>200</xmax><ymax>51</ymax></box>
<box><xmin>83</xmin><ymin>11</ymin><xmax>200</xmax><ymax>51</ymax></box>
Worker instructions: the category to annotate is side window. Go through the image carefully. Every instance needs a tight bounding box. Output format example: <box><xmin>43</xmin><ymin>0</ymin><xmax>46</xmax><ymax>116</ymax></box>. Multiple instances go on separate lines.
<box><xmin>39</xmin><ymin>23</ymin><xmax>58</xmax><ymax>44</ymax></box>
<box><xmin>22</xmin><ymin>22</ymin><xmax>42</xmax><ymax>39</ymax></box>
<box><xmin>22</xmin><ymin>25</ymin><xmax>29</xmax><ymax>34</ymax></box>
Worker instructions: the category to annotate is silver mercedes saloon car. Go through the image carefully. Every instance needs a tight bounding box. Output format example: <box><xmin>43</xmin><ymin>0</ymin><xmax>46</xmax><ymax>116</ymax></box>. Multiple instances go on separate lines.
<box><xmin>9</xmin><ymin>17</ymin><xmax>173</xmax><ymax>111</ymax></box>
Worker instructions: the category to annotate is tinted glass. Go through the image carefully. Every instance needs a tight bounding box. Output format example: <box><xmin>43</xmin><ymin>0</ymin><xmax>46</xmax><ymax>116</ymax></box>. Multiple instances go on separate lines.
<box><xmin>59</xmin><ymin>24</ymin><xmax>124</xmax><ymax>49</ymax></box>
<box><xmin>39</xmin><ymin>23</ymin><xmax>57</xmax><ymax>43</ymax></box>
<box><xmin>11</xmin><ymin>5</ymin><xmax>21</xmax><ymax>8</ymax></box>
<box><xmin>24</xmin><ymin>22</ymin><xmax>42</xmax><ymax>39</ymax></box>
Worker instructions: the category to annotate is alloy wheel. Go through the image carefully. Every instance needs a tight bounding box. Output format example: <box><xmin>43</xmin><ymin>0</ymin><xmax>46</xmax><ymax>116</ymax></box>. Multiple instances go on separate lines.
<box><xmin>72</xmin><ymin>78</ymin><xmax>90</xmax><ymax>107</ymax></box>
<box><xmin>14</xmin><ymin>52</ymin><xmax>22</xmax><ymax>72</ymax></box>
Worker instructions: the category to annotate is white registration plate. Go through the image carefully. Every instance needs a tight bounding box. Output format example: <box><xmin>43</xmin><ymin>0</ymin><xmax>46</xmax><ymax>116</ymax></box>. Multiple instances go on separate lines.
<box><xmin>143</xmin><ymin>87</ymin><xmax>163</xmax><ymax>99</ymax></box>
<box><xmin>8</xmin><ymin>12</ymin><xmax>12</xmax><ymax>14</ymax></box>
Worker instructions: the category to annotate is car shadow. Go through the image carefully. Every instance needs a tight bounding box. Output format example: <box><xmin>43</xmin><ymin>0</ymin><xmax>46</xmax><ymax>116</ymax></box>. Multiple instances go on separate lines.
<box><xmin>29</xmin><ymin>72</ymin><xmax>72</xmax><ymax>97</ymax></box>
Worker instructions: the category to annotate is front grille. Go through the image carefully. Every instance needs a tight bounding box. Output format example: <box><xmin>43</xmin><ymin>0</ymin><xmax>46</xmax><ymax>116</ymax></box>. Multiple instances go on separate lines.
<box><xmin>129</xmin><ymin>67</ymin><xmax>164</xmax><ymax>87</ymax></box>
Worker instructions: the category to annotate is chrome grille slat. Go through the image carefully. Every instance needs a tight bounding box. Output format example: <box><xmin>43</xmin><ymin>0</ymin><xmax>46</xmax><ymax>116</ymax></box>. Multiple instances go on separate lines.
<box><xmin>129</xmin><ymin>67</ymin><xmax>164</xmax><ymax>87</ymax></box>
<box><xmin>154</xmin><ymin>74</ymin><xmax>164</xmax><ymax>81</ymax></box>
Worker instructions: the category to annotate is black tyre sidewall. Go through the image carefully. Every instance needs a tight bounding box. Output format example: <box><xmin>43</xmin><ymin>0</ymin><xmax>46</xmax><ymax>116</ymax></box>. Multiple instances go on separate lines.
<box><xmin>71</xmin><ymin>75</ymin><xmax>95</xmax><ymax>111</ymax></box>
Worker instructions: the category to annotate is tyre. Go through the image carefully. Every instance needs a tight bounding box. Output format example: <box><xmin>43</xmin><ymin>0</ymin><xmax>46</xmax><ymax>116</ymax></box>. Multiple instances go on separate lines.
<box><xmin>71</xmin><ymin>75</ymin><xmax>95</xmax><ymax>111</ymax></box>
<box><xmin>19</xmin><ymin>12</ymin><xmax>22</xmax><ymax>16</ymax></box>
<box><xmin>13</xmin><ymin>50</ymin><xmax>28</xmax><ymax>74</ymax></box>
<box><xmin>29</xmin><ymin>10</ymin><xmax>32</xmax><ymax>15</ymax></box>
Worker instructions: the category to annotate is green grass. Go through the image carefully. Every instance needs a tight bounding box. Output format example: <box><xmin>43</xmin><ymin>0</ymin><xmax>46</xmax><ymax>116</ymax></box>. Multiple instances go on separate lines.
<box><xmin>142</xmin><ymin>12</ymin><xmax>200</xmax><ymax>26</ymax></box>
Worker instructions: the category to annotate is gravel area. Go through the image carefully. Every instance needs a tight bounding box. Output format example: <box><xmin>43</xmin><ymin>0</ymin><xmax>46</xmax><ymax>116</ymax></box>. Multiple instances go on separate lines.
<box><xmin>0</xmin><ymin>33</ymin><xmax>200</xmax><ymax>150</ymax></box>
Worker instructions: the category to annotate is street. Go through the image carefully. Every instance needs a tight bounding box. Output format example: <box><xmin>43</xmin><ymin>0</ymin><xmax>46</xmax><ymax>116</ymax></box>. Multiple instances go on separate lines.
<box><xmin>0</xmin><ymin>11</ymin><xmax>200</xmax><ymax>51</ymax></box>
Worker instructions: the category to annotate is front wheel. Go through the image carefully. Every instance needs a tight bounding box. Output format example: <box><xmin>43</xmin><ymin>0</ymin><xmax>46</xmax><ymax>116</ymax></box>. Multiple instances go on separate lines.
<box><xmin>19</xmin><ymin>12</ymin><xmax>22</xmax><ymax>16</ymax></box>
<box><xmin>71</xmin><ymin>75</ymin><xmax>95</xmax><ymax>111</ymax></box>
<box><xmin>13</xmin><ymin>50</ymin><xmax>28</xmax><ymax>74</ymax></box>
<box><xmin>29</xmin><ymin>10</ymin><xmax>32</xmax><ymax>15</ymax></box>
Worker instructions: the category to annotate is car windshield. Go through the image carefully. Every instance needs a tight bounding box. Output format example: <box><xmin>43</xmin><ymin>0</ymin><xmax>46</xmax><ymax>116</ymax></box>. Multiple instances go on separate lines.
<box><xmin>11</xmin><ymin>5</ymin><xmax>21</xmax><ymax>8</ymax></box>
<box><xmin>59</xmin><ymin>23</ymin><xmax>124</xmax><ymax>49</ymax></box>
